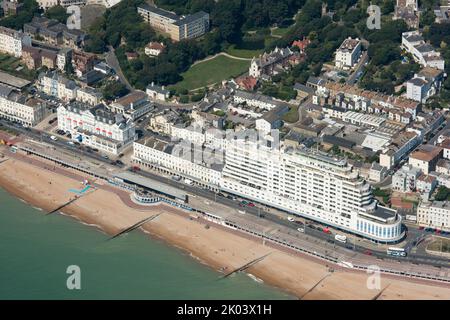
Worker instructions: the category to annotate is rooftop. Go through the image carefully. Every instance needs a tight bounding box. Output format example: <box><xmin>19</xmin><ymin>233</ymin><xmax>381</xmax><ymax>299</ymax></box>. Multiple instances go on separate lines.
<box><xmin>338</xmin><ymin>37</ymin><xmax>360</xmax><ymax>52</ymax></box>
<box><xmin>0</xmin><ymin>71</ymin><xmax>31</xmax><ymax>89</ymax></box>
<box><xmin>410</xmin><ymin>145</ymin><xmax>442</xmax><ymax>162</ymax></box>
<box><xmin>138</xmin><ymin>3</ymin><xmax>179</xmax><ymax>21</ymax></box>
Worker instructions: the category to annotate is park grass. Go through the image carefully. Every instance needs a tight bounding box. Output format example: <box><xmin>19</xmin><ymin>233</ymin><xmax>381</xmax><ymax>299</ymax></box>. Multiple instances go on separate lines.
<box><xmin>171</xmin><ymin>55</ymin><xmax>250</xmax><ymax>91</ymax></box>
<box><xmin>271</xmin><ymin>27</ymin><xmax>292</xmax><ymax>37</ymax></box>
<box><xmin>226</xmin><ymin>45</ymin><xmax>263</xmax><ymax>59</ymax></box>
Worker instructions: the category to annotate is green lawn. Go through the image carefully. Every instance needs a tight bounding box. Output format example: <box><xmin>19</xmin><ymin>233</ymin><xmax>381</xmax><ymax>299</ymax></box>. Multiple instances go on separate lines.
<box><xmin>171</xmin><ymin>55</ymin><xmax>250</xmax><ymax>91</ymax></box>
<box><xmin>271</xmin><ymin>27</ymin><xmax>292</xmax><ymax>37</ymax></box>
<box><xmin>226</xmin><ymin>45</ymin><xmax>263</xmax><ymax>59</ymax></box>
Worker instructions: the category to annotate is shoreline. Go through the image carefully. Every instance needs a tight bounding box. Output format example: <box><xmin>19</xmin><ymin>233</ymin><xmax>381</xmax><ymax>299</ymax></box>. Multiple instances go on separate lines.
<box><xmin>0</xmin><ymin>155</ymin><xmax>449</xmax><ymax>299</ymax></box>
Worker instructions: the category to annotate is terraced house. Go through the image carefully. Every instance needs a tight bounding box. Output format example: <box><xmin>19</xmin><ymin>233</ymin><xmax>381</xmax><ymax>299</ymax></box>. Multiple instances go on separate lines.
<box><xmin>0</xmin><ymin>85</ymin><xmax>46</xmax><ymax>126</ymax></box>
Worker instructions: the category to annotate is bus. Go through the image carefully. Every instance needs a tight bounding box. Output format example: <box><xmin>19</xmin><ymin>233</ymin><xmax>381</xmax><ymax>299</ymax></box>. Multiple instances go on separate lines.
<box><xmin>387</xmin><ymin>247</ymin><xmax>407</xmax><ymax>257</ymax></box>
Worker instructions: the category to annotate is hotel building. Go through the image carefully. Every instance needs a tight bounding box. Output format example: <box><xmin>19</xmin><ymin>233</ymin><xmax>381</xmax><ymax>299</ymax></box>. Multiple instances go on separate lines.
<box><xmin>57</xmin><ymin>102</ymin><xmax>135</xmax><ymax>154</ymax></box>
<box><xmin>137</xmin><ymin>3</ymin><xmax>209</xmax><ymax>41</ymax></box>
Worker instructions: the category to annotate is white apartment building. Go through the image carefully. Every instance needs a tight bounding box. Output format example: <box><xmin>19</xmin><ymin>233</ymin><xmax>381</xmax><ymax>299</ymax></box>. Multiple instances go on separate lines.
<box><xmin>39</xmin><ymin>71</ymin><xmax>103</xmax><ymax>105</ymax></box>
<box><xmin>133</xmin><ymin>136</ymin><xmax>223</xmax><ymax>190</ymax></box>
<box><xmin>57</xmin><ymin>101</ymin><xmax>135</xmax><ymax>154</ymax></box>
<box><xmin>137</xmin><ymin>3</ymin><xmax>209</xmax><ymax>41</ymax></box>
<box><xmin>417</xmin><ymin>201</ymin><xmax>450</xmax><ymax>231</ymax></box>
<box><xmin>335</xmin><ymin>37</ymin><xmax>362</xmax><ymax>70</ymax></box>
<box><xmin>170</xmin><ymin>123</ymin><xmax>227</xmax><ymax>150</ymax></box>
<box><xmin>392</xmin><ymin>164</ymin><xmax>422</xmax><ymax>192</ymax></box>
<box><xmin>171</xmin><ymin>123</ymin><xmax>206</xmax><ymax>146</ymax></box>
<box><xmin>221</xmin><ymin>137</ymin><xmax>403</xmax><ymax>242</ymax></box>
<box><xmin>402</xmin><ymin>31</ymin><xmax>445</xmax><ymax>70</ymax></box>
<box><xmin>0</xmin><ymin>26</ymin><xmax>32</xmax><ymax>58</ymax></box>
<box><xmin>379</xmin><ymin>131</ymin><xmax>421</xmax><ymax>169</ymax></box>
<box><xmin>0</xmin><ymin>85</ymin><xmax>46</xmax><ymax>126</ymax></box>
<box><xmin>39</xmin><ymin>71</ymin><xmax>77</xmax><ymax>101</ymax></box>
<box><xmin>406</xmin><ymin>67</ymin><xmax>445</xmax><ymax>103</ymax></box>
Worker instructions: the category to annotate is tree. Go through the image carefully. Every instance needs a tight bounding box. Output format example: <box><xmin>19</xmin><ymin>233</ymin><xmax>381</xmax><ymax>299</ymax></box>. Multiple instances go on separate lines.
<box><xmin>102</xmin><ymin>81</ymin><xmax>129</xmax><ymax>100</ymax></box>
<box><xmin>0</xmin><ymin>0</ymin><xmax>40</xmax><ymax>29</ymax></box>
<box><xmin>45</xmin><ymin>5</ymin><xmax>69</xmax><ymax>24</ymax></box>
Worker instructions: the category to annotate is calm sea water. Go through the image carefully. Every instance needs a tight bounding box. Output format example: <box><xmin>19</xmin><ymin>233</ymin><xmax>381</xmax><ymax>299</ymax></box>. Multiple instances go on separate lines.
<box><xmin>0</xmin><ymin>188</ymin><xmax>293</xmax><ymax>300</ymax></box>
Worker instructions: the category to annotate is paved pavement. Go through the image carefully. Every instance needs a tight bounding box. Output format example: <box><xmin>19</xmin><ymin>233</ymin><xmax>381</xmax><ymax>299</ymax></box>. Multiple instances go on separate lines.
<box><xmin>105</xmin><ymin>46</ymin><xmax>133</xmax><ymax>91</ymax></box>
<box><xmin>346</xmin><ymin>51</ymin><xmax>368</xmax><ymax>85</ymax></box>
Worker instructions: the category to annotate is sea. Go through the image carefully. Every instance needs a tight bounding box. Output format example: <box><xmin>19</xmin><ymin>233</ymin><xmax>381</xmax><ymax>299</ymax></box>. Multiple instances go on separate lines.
<box><xmin>0</xmin><ymin>188</ymin><xmax>293</xmax><ymax>299</ymax></box>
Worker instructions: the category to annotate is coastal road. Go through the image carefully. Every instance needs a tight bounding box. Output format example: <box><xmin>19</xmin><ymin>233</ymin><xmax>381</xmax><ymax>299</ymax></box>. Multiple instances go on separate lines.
<box><xmin>133</xmin><ymin>166</ymin><xmax>450</xmax><ymax>268</ymax></box>
<box><xmin>2</xmin><ymin>122</ymin><xmax>450</xmax><ymax>270</ymax></box>
<box><xmin>3</xmin><ymin>134</ymin><xmax>450</xmax><ymax>282</ymax></box>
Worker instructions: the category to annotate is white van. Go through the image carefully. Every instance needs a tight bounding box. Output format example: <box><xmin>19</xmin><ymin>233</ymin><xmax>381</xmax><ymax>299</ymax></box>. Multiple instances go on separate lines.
<box><xmin>334</xmin><ymin>234</ymin><xmax>347</xmax><ymax>243</ymax></box>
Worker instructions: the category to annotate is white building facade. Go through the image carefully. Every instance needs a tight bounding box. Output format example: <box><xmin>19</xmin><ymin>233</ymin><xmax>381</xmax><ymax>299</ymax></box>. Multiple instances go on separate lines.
<box><xmin>57</xmin><ymin>102</ymin><xmax>135</xmax><ymax>154</ymax></box>
<box><xmin>0</xmin><ymin>26</ymin><xmax>31</xmax><ymax>58</ymax></box>
<box><xmin>221</xmin><ymin>138</ymin><xmax>403</xmax><ymax>242</ymax></box>
<box><xmin>0</xmin><ymin>85</ymin><xmax>46</xmax><ymax>126</ymax></box>
<box><xmin>417</xmin><ymin>201</ymin><xmax>450</xmax><ymax>231</ymax></box>
<box><xmin>133</xmin><ymin>137</ymin><xmax>222</xmax><ymax>190</ymax></box>
<box><xmin>335</xmin><ymin>37</ymin><xmax>362</xmax><ymax>70</ymax></box>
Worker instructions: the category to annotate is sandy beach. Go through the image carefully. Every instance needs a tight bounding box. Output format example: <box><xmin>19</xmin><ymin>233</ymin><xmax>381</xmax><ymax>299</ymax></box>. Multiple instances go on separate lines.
<box><xmin>0</xmin><ymin>154</ymin><xmax>449</xmax><ymax>299</ymax></box>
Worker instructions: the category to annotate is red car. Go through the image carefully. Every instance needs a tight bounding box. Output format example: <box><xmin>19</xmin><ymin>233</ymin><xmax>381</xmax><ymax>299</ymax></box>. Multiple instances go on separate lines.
<box><xmin>248</xmin><ymin>203</ymin><xmax>255</xmax><ymax>207</ymax></box>
<box><xmin>418</xmin><ymin>226</ymin><xmax>424</xmax><ymax>230</ymax></box>
<box><xmin>322</xmin><ymin>227</ymin><xmax>331</xmax><ymax>234</ymax></box>
<box><xmin>364</xmin><ymin>250</ymin><xmax>372</xmax><ymax>256</ymax></box>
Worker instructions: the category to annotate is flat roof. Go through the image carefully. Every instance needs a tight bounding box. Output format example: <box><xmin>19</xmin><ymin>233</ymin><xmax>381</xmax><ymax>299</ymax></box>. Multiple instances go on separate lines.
<box><xmin>410</xmin><ymin>145</ymin><xmax>442</xmax><ymax>162</ymax></box>
<box><xmin>114</xmin><ymin>171</ymin><xmax>187</xmax><ymax>200</ymax></box>
<box><xmin>0</xmin><ymin>71</ymin><xmax>31</xmax><ymax>89</ymax></box>
<box><xmin>372</xmin><ymin>206</ymin><xmax>397</xmax><ymax>220</ymax></box>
